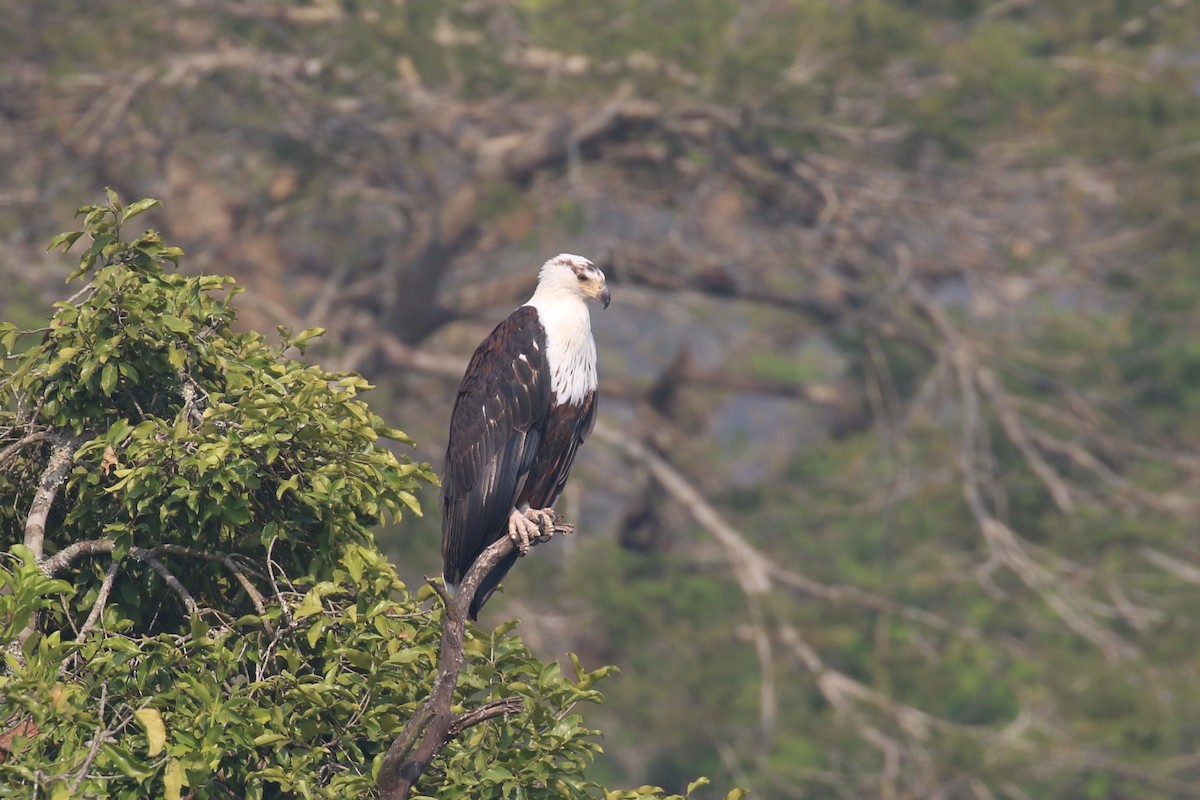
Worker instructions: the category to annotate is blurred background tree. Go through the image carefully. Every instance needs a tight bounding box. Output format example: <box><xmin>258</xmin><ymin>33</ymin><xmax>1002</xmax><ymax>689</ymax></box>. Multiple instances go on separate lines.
<box><xmin>4</xmin><ymin>1</ymin><xmax>1200</xmax><ymax>797</ymax></box>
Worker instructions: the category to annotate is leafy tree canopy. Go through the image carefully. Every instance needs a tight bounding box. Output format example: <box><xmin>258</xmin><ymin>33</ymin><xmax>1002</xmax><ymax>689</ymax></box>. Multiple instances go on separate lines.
<box><xmin>0</xmin><ymin>194</ymin><xmax>737</xmax><ymax>800</ymax></box>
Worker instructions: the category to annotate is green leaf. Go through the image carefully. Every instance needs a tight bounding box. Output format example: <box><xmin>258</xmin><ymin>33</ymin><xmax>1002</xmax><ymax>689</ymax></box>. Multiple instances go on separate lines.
<box><xmin>100</xmin><ymin>741</ymin><xmax>154</xmax><ymax>779</ymax></box>
<box><xmin>377</xmin><ymin>425</ymin><xmax>414</xmax><ymax>444</ymax></box>
<box><xmin>163</xmin><ymin>758</ymin><xmax>183</xmax><ymax>800</ymax></box>
<box><xmin>307</xmin><ymin>620</ymin><xmax>327</xmax><ymax>648</ymax></box>
<box><xmin>397</xmin><ymin>491</ymin><xmax>422</xmax><ymax>515</ymax></box>
<box><xmin>189</xmin><ymin>615</ymin><xmax>209</xmax><ymax>639</ymax></box>
<box><xmin>294</xmin><ymin>590</ymin><xmax>324</xmax><ymax>620</ymax></box>
<box><xmin>101</xmin><ymin>362</ymin><xmax>119</xmax><ymax>396</ymax></box>
<box><xmin>342</xmin><ymin>546</ymin><xmax>364</xmax><ymax>583</ymax></box>
<box><xmin>253</xmin><ymin>733</ymin><xmax>290</xmax><ymax>746</ymax></box>
<box><xmin>0</xmin><ymin>323</ymin><xmax>16</xmax><ymax>353</ymax></box>
<box><xmin>161</xmin><ymin>315</ymin><xmax>191</xmax><ymax>333</ymax></box>
<box><xmin>482</xmin><ymin>765</ymin><xmax>514</xmax><ymax>783</ymax></box>
<box><xmin>121</xmin><ymin>197</ymin><xmax>161</xmax><ymax>223</ymax></box>
<box><xmin>134</xmin><ymin>707</ymin><xmax>166</xmax><ymax>756</ymax></box>
<box><xmin>45</xmin><ymin>346</ymin><xmax>80</xmax><ymax>376</ymax></box>
<box><xmin>289</xmin><ymin>327</ymin><xmax>325</xmax><ymax>350</ymax></box>
<box><xmin>167</xmin><ymin>343</ymin><xmax>186</xmax><ymax>372</ymax></box>
<box><xmin>47</xmin><ymin>230</ymin><xmax>85</xmax><ymax>253</ymax></box>
<box><xmin>108</xmin><ymin>418</ymin><xmax>132</xmax><ymax>442</ymax></box>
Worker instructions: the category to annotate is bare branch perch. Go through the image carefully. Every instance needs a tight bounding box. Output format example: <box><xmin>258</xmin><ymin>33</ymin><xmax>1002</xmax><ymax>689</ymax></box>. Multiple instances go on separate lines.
<box><xmin>377</xmin><ymin>513</ymin><xmax>571</xmax><ymax>800</ymax></box>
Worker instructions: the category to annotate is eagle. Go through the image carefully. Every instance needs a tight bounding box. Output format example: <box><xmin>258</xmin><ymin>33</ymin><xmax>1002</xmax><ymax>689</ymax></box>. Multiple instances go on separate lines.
<box><xmin>441</xmin><ymin>254</ymin><xmax>610</xmax><ymax>619</ymax></box>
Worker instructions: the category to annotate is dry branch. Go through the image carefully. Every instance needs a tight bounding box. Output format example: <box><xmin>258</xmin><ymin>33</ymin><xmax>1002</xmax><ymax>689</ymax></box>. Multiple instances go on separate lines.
<box><xmin>377</xmin><ymin>514</ymin><xmax>572</xmax><ymax>800</ymax></box>
<box><xmin>902</xmin><ymin>280</ymin><xmax>1137</xmax><ymax>661</ymax></box>
<box><xmin>40</xmin><ymin>539</ymin><xmax>118</xmax><ymax>576</ymax></box>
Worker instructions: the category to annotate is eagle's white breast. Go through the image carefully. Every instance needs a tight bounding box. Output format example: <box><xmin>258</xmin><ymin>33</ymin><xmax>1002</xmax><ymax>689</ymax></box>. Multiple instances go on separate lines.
<box><xmin>525</xmin><ymin>299</ymin><xmax>596</xmax><ymax>406</ymax></box>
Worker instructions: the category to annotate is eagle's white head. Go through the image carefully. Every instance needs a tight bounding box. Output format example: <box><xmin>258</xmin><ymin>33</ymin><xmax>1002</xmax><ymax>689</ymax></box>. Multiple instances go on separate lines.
<box><xmin>532</xmin><ymin>254</ymin><xmax>610</xmax><ymax>309</ymax></box>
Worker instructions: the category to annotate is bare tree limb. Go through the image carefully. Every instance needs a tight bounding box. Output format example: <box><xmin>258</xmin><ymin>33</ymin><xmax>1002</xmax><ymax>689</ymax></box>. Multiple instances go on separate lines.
<box><xmin>902</xmin><ymin>280</ymin><xmax>1137</xmax><ymax>661</ymax></box>
<box><xmin>1140</xmin><ymin>548</ymin><xmax>1200</xmax><ymax>585</ymax></box>
<box><xmin>43</xmin><ymin>540</ymin><xmax>268</xmax><ymax>619</ymax></box>
<box><xmin>592</xmin><ymin>423</ymin><xmax>772</xmax><ymax>595</ymax></box>
<box><xmin>40</xmin><ymin>539</ymin><xmax>272</xmax><ymax>632</ymax></box>
<box><xmin>16</xmin><ymin>438</ymin><xmax>79</xmax><ymax>652</ymax></box>
<box><xmin>377</xmin><ymin>513</ymin><xmax>572</xmax><ymax>800</ymax></box>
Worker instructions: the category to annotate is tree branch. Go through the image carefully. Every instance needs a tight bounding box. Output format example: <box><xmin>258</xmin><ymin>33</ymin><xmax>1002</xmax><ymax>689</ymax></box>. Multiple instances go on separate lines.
<box><xmin>377</xmin><ymin>513</ymin><xmax>571</xmax><ymax>800</ymax></box>
<box><xmin>0</xmin><ymin>431</ymin><xmax>49</xmax><ymax>470</ymax></box>
<box><xmin>16</xmin><ymin>438</ymin><xmax>78</xmax><ymax>652</ymax></box>
<box><xmin>23</xmin><ymin>440</ymin><xmax>76</xmax><ymax>560</ymax></box>
<box><xmin>75</xmin><ymin>558</ymin><xmax>120</xmax><ymax>644</ymax></box>
<box><xmin>40</xmin><ymin>538</ymin><xmax>117</xmax><ymax>576</ymax></box>
<box><xmin>447</xmin><ymin>696</ymin><xmax>524</xmax><ymax>736</ymax></box>
<box><xmin>141</xmin><ymin>555</ymin><xmax>198</xmax><ymax>615</ymax></box>
<box><xmin>41</xmin><ymin>539</ymin><xmax>272</xmax><ymax>632</ymax></box>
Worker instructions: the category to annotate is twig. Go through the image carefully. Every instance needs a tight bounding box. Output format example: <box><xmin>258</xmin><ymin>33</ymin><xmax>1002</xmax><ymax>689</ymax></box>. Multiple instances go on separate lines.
<box><xmin>766</xmin><ymin>563</ymin><xmax>981</xmax><ymax>641</ymax></box>
<box><xmin>447</xmin><ymin>696</ymin><xmax>524</xmax><ymax>736</ymax></box>
<box><xmin>140</xmin><ymin>556</ymin><xmax>198</xmax><ymax>615</ymax></box>
<box><xmin>266</xmin><ymin>536</ymin><xmax>293</xmax><ymax>626</ymax></box>
<box><xmin>41</xmin><ymin>539</ymin><xmax>272</xmax><ymax>632</ymax></box>
<box><xmin>67</xmin><ymin>685</ymin><xmax>109</xmax><ymax>793</ymax></box>
<box><xmin>222</xmin><ymin>554</ymin><xmax>272</xmax><ymax>629</ymax></box>
<box><xmin>975</xmin><ymin>366</ymin><xmax>1074</xmax><ymax>514</ymax></box>
<box><xmin>256</xmin><ymin>538</ymin><xmax>300</xmax><ymax>682</ymax></box>
<box><xmin>1140</xmin><ymin>548</ymin><xmax>1200</xmax><ymax>585</ymax></box>
<box><xmin>145</xmin><ymin>545</ymin><xmax>270</xmax><ymax>626</ymax></box>
<box><xmin>0</xmin><ymin>431</ymin><xmax>49</xmax><ymax>470</ymax></box>
<box><xmin>75</xmin><ymin>558</ymin><xmax>120</xmax><ymax>644</ymax></box>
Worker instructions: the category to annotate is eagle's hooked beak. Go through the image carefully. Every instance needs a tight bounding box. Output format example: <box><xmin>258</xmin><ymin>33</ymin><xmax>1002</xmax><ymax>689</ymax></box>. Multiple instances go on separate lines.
<box><xmin>599</xmin><ymin>284</ymin><xmax>611</xmax><ymax>309</ymax></box>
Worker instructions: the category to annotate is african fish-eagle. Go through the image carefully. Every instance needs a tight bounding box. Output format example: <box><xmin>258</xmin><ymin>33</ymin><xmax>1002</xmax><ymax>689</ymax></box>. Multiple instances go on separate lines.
<box><xmin>441</xmin><ymin>254</ymin><xmax>610</xmax><ymax>619</ymax></box>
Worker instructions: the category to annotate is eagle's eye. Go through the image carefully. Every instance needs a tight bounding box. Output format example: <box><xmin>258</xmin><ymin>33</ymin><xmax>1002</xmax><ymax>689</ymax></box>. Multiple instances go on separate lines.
<box><xmin>576</xmin><ymin>273</ymin><xmax>588</xmax><ymax>282</ymax></box>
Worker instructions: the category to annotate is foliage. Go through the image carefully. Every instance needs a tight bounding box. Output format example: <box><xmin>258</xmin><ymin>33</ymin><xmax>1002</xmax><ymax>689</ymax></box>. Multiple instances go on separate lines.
<box><xmin>0</xmin><ymin>541</ymin><xmax>629</xmax><ymax>799</ymax></box>
<box><xmin>6</xmin><ymin>0</ymin><xmax>1200</xmax><ymax>797</ymax></box>
<box><xmin>0</xmin><ymin>197</ymin><xmax>734</xmax><ymax>799</ymax></box>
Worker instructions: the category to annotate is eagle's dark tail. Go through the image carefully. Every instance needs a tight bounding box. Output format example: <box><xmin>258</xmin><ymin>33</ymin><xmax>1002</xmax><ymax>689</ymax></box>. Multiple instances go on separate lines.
<box><xmin>467</xmin><ymin>550</ymin><xmax>520</xmax><ymax>621</ymax></box>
